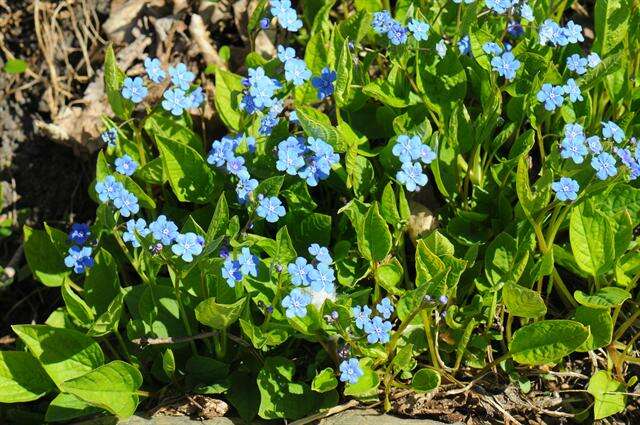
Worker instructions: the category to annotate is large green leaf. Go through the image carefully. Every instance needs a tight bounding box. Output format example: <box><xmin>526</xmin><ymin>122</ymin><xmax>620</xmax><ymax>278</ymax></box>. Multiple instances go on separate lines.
<box><xmin>411</xmin><ymin>368</ymin><xmax>440</xmax><ymax>393</ymax></box>
<box><xmin>87</xmin><ymin>292</ymin><xmax>125</xmax><ymax>337</ymax></box>
<box><xmin>357</xmin><ymin>202</ymin><xmax>391</xmax><ymax>262</ymax></box>
<box><xmin>509</xmin><ymin>320</ymin><xmax>589</xmax><ymax>365</ymax></box>
<box><xmin>574</xmin><ymin>306</ymin><xmax>613</xmax><ymax>351</ymax></box>
<box><xmin>195</xmin><ymin>297</ymin><xmax>247</xmax><ymax>330</ymax></box>
<box><xmin>12</xmin><ymin>325</ymin><xmax>104</xmax><ymax>386</ymax></box>
<box><xmin>485</xmin><ymin>232</ymin><xmax>528</xmax><ymax>288</ymax></box>
<box><xmin>214</xmin><ymin>68</ymin><xmax>244</xmax><ymax>131</ymax></box>
<box><xmin>62</xmin><ymin>282</ymin><xmax>95</xmax><ymax>326</ymax></box>
<box><xmin>45</xmin><ymin>393</ymin><xmax>102</xmax><ymax>422</ymax></box>
<box><xmin>574</xmin><ymin>287</ymin><xmax>631</xmax><ymax>309</ymax></box>
<box><xmin>84</xmin><ymin>248</ymin><xmax>120</xmax><ymax>315</ymax></box>
<box><xmin>157</xmin><ymin>135</ymin><xmax>215</xmax><ymax>203</ymax></box>
<box><xmin>593</xmin><ymin>0</ymin><xmax>630</xmax><ymax>56</ymax></box>
<box><xmin>60</xmin><ymin>361</ymin><xmax>142</xmax><ymax>418</ymax></box>
<box><xmin>296</xmin><ymin>106</ymin><xmax>342</xmax><ymax>150</ymax></box>
<box><xmin>570</xmin><ymin>201</ymin><xmax>615</xmax><ymax>277</ymax></box>
<box><xmin>587</xmin><ymin>370</ymin><xmax>627</xmax><ymax>419</ymax></box>
<box><xmin>311</xmin><ymin>368</ymin><xmax>338</xmax><ymax>393</ymax></box>
<box><xmin>503</xmin><ymin>282</ymin><xmax>547</xmax><ymax>318</ymax></box>
<box><xmin>144</xmin><ymin>111</ymin><xmax>203</xmax><ymax>153</ymax></box>
<box><xmin>0</xmin><ymin>351</ymin><xmax>54</xmax><ymax>402</ymax></box>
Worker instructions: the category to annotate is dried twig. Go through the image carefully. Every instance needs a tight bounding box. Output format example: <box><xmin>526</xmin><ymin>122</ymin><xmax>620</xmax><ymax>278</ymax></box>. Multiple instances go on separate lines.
<box><xmin>131</xmin><ymin>331</ymin><xmax>250</xmax><ymax>347</ymax></box>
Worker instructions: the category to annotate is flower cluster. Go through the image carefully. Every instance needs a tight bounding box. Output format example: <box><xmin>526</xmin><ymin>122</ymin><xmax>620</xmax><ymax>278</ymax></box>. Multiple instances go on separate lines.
<box><xmin>353</xmin><ymin>297</ymin><xmax>395</xmax><ymax>344</ymax></box>
<box><xmin>278</xmin><ymin>45</ymin><xmax>311</xmax><ymax>87</ymax></box>
<box><xmin>269</xmin><ymin>0</ymin><xmax>302</xmax><ymax>32</ymax></box>
<box><xmin>221</xmin><ymin>247</ymin><xmax>260</xmax><ymax>287</ymax></box>
<box><xmin>483</xmin><ymin>42</ymin><xmax>521</xmax><ymax>81</ymax></box>
<box><xmin>372</xmin><ymin>10</ymin><xmax>430</xmax><ymax>45</ymax></box>
<box><xmin>538</xmin><ymin>19</ymin><xmax>584</xmax><ymax>46</ymax></box>
<box><xmin>101</xmin><ymin>128</ymin><xmax>117</xmax><ymax>148</ymax></box>
<box><xmin>64</xmin><ymin>223</ymin><xmax>94</xmax><ymax>274</ymax></box>
<box><xmin>206</xmin><ymin>134</ymin><xmax>259</xmax><ymax>203</ymax></box>
<box><xmin>95</xmin><ymin>176</ymin><xmax>140</xmax><ymax>217</ymax></box>
<box><xmin>392</xmin><ymin>135</ymin><xmax>436</xmax><ymax>192</ymax></box>
<box><xmin>276</xmin><ymin>136</ymin><xmax>340</xmax><ymax>186</ymax></box>
<box><xmin>282</xmin><ymin>244</ymin><xmax>336</xmax><ymax>318</ymax></box>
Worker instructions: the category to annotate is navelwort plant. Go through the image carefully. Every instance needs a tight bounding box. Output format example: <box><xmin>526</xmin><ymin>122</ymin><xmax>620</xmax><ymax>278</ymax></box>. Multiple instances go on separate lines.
<box><xmin>4</xmin><ymin>0</ymin><xmax>640</xmax><ymax>422</ymax></box>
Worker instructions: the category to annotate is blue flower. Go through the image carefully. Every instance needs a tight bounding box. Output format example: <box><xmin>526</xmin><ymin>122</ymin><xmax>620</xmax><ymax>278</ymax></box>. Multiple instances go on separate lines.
<box><xmin>260</xmin><ymin>17</ymin><xmax>270</xmax><ymax>29</ymax></box>
<box><xmin>115</xmin><ymin>154</ymin><xmax>138</xmax><ymax>176</ymax></box>
<box><xmin>308</xmin><ymin>138</ymin><xmax>339</xmax><ymax>175</ymax></box>
<box><xmin>491</xmin><ymin>51</ymin><xmax>521</xmax><ymax>80</ymax></box>
<box><xmin>284</xmin><ymin>58</ymin><xmax>311</xmax><ymax>86</ymax></box>
<box><xmin>563</xmin><ymin>123</ymin><xmax>585</xmax><ymax>144</ymax></box>
<box><xmin>308</xmin><ymin>262</ymin><xmax>335</xmax><ymax>292</ymax></box>
<box><xmin>149</xmin><ymin>215</ymin><xmax>178</xmax><ymax>245</ymax></box>
<box><xmin>376</xmin><ymin>297</ymin><xmax>394</xmax><ymax>319</ymax></box>
<box><xmin>396</xmin><ymin>162</ymin><xmax>428</xmax><ymax>192</ymax></box>
<box><xmin>353</xmin><ymin>305</ymin><xmax>372</xmax><ymax>330</ymax></box>
<box><xmin>615</xmin><ymin>147</ymin><xmax>640</xmax><ymax>180</ymax></box>
<box><xmin>482</xmin><ymin>42</ymin><xmax>503</xmax><ymax>56</ymax></box>
<box><xmin>221</xmin><ymin>258</ymin><xmax>243</xmax><ymax>287</ymax></box>
<box><xmin>563</xmin><ymin>21</ymin><xmax>584</xmax><ymax>44</ymax></box>
<box><xmin>586</xmin><ymin>136</ymin><xmax>602</xmax><ymax>154</ymax></box>
<box><xmin>64</xmin><ymin>246</ymin><xmax>94</xmax><ymax>274</ymax></box>
<box><xmin>288</xmin><ymin>257</ymin><xmax>313</xmax><ymax>286</ymax></box>
<box><xmin>289</xmin><ymin>111</ymin><xmax>298</xmax><ymax>122</ymax></box>
<box><xmin>507</xmin><ymin>20</ymin><xmax>524</xmax><ymax>38</ymax></box>
<box><xmin>144</xmin><ymin>57</ymin><xmax>165</xmax><ymax>83</ymax></box>
<box><xmin>171</xmin><ymin>232</ymin><xmax>203</xmax><ymax>262</ymax></box>
<box><xmin>538</xmin><ymin>19</ymin><xmax>566</xmax><ymax>46</ymax></box>
<box><xmin>311</xmin><ymin>67</ymin><xmax>336</xmax><ymax>100</ymax></box>
<box><xmin>185</xmin><ymin>86</ymin><xmax>205</xmax><ymax>109</ymax></box>
<box><xmin>238</xmin><ymin>247</ymin><xmax>259</xmax><ymax>277</ymax></box>
<box><xmin>277</xmin><ymin>45</ymin><xmax>296</xmax><ymax>63</ymax></box>
<box><xmin>408</xmin><ymin>19</ymin><xmax>429</xmax><ymax>41</ymax></box>
<box><xmin>101</xmin><ymin>128</ymin><xmax>117</xmax><ymax>148</ymax></box>
<box><xmin>591</xmin><ymin>152</ymin><xmax>617</xmax><ymax>180</ymax></box>
<box><xmin>256</xmin><ymin>196</ymin><xmax>286</xmax><ymax>223</ymax></box>
<box><xmin>162</xmin><ymin>88</ymin><xmax>188</xmax><ymax>116</ymax></box>
<box><xmin>68</xmin><ymin>223</ymin><xmax>91</xmax><ymax>245</ymax></box>
<box><xmin>240</xmin><ymin>92</ymin><xmax>258</xmax><ymax>114</ymax></box>
<box><xmin>520</xmin><ymin>3</ymin><xmax>534</xmax><ymax>21</ymax></box>
<box><xmin>372</xmin><ymin>10</ymin><xmax>392</xmax><ymax>34</ymax></box>
<box><xmin>392</xmin><ymin>135</ymin><xmax>421</xmax><ymax>163</ymax></box>
<box><xmin>536</xmin><ymin>83</ymin><xmax>564</xmax><ymax>111</ymax></box>
<box><xmin>113</xmin><ymin>190</ymin><xmax>139</xmax><ymax>217</ymax></box>
<box><xmin>387</xmin><ymin>21</ymin><xmax>408</xmax><ymax>45</ymax></box>
<box><xmin>560</xmin><ymin>138</ymin><xmax>587</xmax><ymax>164</ymax></box>
<box><xmin>236</xmin><ymin>177</ymin><xmax>258</xmax><ymax>204</ymax></box>
<box><xmin>270</xmin><ymin>0</ymin><xmax>290</xmax><ymax>17</ymax></box>
<box><xmin>602</xmin><ymin>121</ymin><xmax>625</xmax><ymax>143</ymax></box>
<box><xmin>418</xmin><ymin>144</ymin><xmax>436</xmax><ymax>165</ymax></box>
<box><xmin>123</xmin><ymin>218</ymin><xmax>150</xmax><ymax>248</ymax></box>
<box><xmin>121</xmin><ymin>77</ymin><xmax>147</xmax><ymax>103</ymax></box>
<box><xmin>247</xmin><ymin>67</ymin><xmax>279</xmax><ymax>108</ymax></box>
<box><xmin>485</xmin><ymin>0</ymin><xmax>515</xmax><ymax>14</ymax></box>
<box><xmin>339</xmin><ymin>358</ymin><xmax>364</xmax><ymax>384</ymax></box>
<box><xmin>95</xmin><ymin>175</ymin><xmax>123</xmax><ymax>203</ymax></box>
<box><xmin>282</xmin><ymin>288</ymin><xmax>311</xmax><ymax>318</ymax></box>
<box><xmin>364</xmin><ymin>316</ymin><xmax>393</xmax><ymax>344</ymax></box>
<box><xmin>587</xmin><ymin>53</ymin><xmax>601</xmax><ymax>68</ymax></box>
<box><xmin>563</xmin><ymin>78</ymin><xmax>583</xmax><ymax>103</ymax></box>
<box><xmin>225</xmin><ymin>155</ymin><xmax>249</xmax><ymax>178</ymax></box>
<box><xmin>309</xmin><ymin>244</ymin><xmax>332</xmax><ymax>264</ymax></box>
<box><xmin>281</xmin><ymin>8</ymin><xmax>303</xmax><ymax>32</ymax></box>
<box><xmin>566</xmin><ymin>54</ymin><xmax>587</xmax><ymax>75</ymax></box>
<box><xmin>552</xmin><ymin>177</ymin><xmax>579</xmax><ymax>201</ymax></box>
<box><xmin>168</xmin><ymin>63</ymin><xmax>195</xmax><ymax>90</ymax></box>
<box><xmin>458</xmin><ymin>35</ymin><xmax>471</xmax><ymax>55</ymax></box>
<box><xmin>207</xmin><ymin>137</ymin><xmax>235</xmax><ymax>167</ymax></box>
<box><xmin>276</xmin><ymin>137</ymin><xmax>306</xmax><ymax>175</ymax></box>
<box><xmin>436</xmin><ymin>39</ymin><xmax>447</xmax><ymax>58</ymax></box>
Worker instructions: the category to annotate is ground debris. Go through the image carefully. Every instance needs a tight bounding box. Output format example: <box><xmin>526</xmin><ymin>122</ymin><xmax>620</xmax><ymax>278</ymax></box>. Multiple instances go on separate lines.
<box><xmin>150</xmin><ymin>394</ymin><xmax>229</xmax><ymax>420</ymax></box>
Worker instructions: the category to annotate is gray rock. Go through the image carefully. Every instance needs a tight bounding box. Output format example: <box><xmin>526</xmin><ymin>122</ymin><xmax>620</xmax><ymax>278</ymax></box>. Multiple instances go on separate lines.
<box><xmin>319</xmin><ymin>409</ymin><xmax>461</xmax><ymax>425</ymax></box>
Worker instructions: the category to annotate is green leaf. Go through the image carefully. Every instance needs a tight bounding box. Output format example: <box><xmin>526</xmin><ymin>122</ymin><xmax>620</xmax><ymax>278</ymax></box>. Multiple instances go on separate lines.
<box><xmin>296</xmin><ymin>106</ymin><xmax>342</xmax><ymax>151</ymax></box>
<box><xmin>23</xmin><ymin>225</ymin><xmax>70</xmax><ymax>287</ymax></box>
<box><xmin>214</xmin><ymin>68</ymin><xmax>244</xmax><ymax>131</ymax></box>
<box><xmin>84</xmin><ymin>249</ymin><xmax>120</xmax><ymax>315</ymax></box>
<box><xmin>60</xmin><ymin>361</ymin><xmax>143</xmax><ymax>418</ymax></box>
<box><xmin>374</xmin><ymin>258</ymin><xmax>405</xmax><ymax>295</ymax></box>
<box><xmin>206</xmin><ymin>193</ymin><xmax>229</xmax><ymax>244</ymax></box>
<box><xmin>248</xmin><ymin>0</ymin><xmax>269</xmax><ymax>32</ymax></box>
<box><xmin>485</xmin><ymin>232</ymin><xmax>528</xmax><ymax>288</ymax></box>
<box><xmin>509</xmin><ymin>320</ymin><xmax>589</xmax><ymax>365</ymax></box>
<box><xmin>334</xmin><ymin>38</ymin><xmax>353</xmax><ymax>107</ymax></box>
<box><xmin>45</xmin><ymin>393</ymin><xmax>102</xmax><ymax>422</ymax></box>
<box><xmin>12</xmin><ymin>325</ymin><xmax>104</xmax><ymax>386</ymax></box>
<box><xmin>411</xmin><ymin>368</ymin><xmax>440</xmax><ymax>393</ymax></box>
<box><xmin>380</xmin><ymin>182</ymin><xmax>401</xmax><ymax>225</ymax></box>
<box><xmin>574</xmin><ymin>287</ymin><xmax>631</xmax><ymax>309</ymax></box>
<box><xmin>157</xmin><ymin>135</ymin><xmax>215</xmax><ymax>203</ymax></box>
<box><xmin>344</xmin><ymin>366</ymin><xmax>379</xmax><ymax>396</ymax></box>
<box><xmin>195</xmin><ymin>297</ymin><xmax>247</xmax><ymax>330</ymax></box>
<box><xmin>3</xmin><ymin>59</ymin><xmax>28</xmax><ymax>74</ymax></box>
<box><xmin>392</xmin><ymin>343</ymin><xmax>415</xmax><ymax>373</ymax></box>
<box><xmin>593</xmin><ymin>0</ymin><xmax>630</xmax><ymax>56</ymax></box>
<box><xmin>574</xmin><ymin>306</ymin><xmax>613</xmax><ymax>351</ymax></box>
<box><xmin>274</xmin><ymin>226</ymin><xmax>297</xmax><ymax>265</ymax></box>
<box><xmin>87</xmin><ymin>292</ymin><xmax>125</xmax><ymax>337</ymax></box>
<box><xmin>587</xmin><ymin>370</ymin><xmax>627</xmax><ymax>420</ymax></box>
<box><xmin>570</xmin><ymin>200</ymin><xmax>615</xmax><ymax>277</ymax></box>
<box><xmin>357</xmin><ymin>202</ymin><xmax>391</xmax><ymax>262</ymax></box>
<box><xmin>104</xmin><ymin>44</ymin><xmax>133</xmax><ymax>120</ymax></box>
<box><xmin>311</xmin><ymin>368</ymin><xmax>338</xmax><ymax>392</ymax></box>
<box><xmin>0</xmin><ymin>351</ymin><xmax>54</xmax><ymax>402</ymax></box>
<box><xmin>62</xmin><ymin>282</ymin><xmax>95</xmax><ymax>326</ymax></box>
<box><xmin>503</xmin><ymin>282</ymin><xmax>547</xmax><ymax>318</ymax></box>
<box><xmin>136</xmin><ymin>157</ymin><xmax>165</xmax><ymax>184</ymax></box>
<box><xmin>162</xmin><ymin>349</ymin><xmax>176</xmax><ymax>378</ymax></box>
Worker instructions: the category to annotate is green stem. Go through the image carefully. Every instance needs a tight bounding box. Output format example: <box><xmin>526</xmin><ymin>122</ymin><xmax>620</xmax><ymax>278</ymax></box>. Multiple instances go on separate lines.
<box><xmin>172</xmin><ymin>273</ymin><xmax>197</xmax><ymax>355</ymax></box>
<box><xmin>552</xmin><ymin>268</ymin><xmax>577</xmax><ymax>308</ymax></box>
<box><xmin>614</xmin><ymin>309</ymin><xmax>640</xmax><ymax>341</ymax></box>
<box><xmin>114</xmin><ymin>329</ymin><xmax>132</xmax><ymax>362</ymax></box>
<box><xmin>420</xmin><ymin>310</ymin><xmax>441</xmax><ymax>369</ymax></box>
